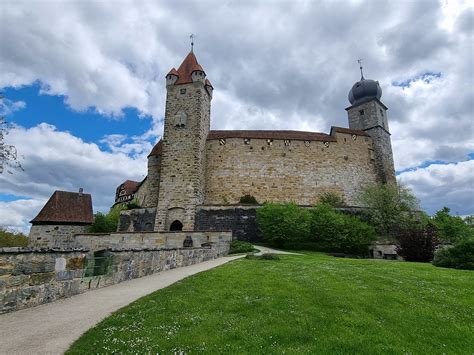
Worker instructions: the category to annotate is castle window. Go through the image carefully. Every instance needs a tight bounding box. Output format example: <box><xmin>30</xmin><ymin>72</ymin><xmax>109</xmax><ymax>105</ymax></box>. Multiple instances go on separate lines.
<box><xmin>352</xmin><ymin>134</ymin><xmax>357</xmax><ymax>141</ymax></box>
<box><xmin>174</xmin><ymin>110</ymin><xmax>187</xmax><ymax>128</ymax></box>
<box><xmin>267</xmin><ymin>139</ymin><xmax>273</xmax><ymax>146</ymax></box>
<box><xmin>304</xmin><ymin>140</ymin><xmax>310</xmax><ymax>147</ymax></box>
<box><xmin>284</xmin><ymin>139</ymin><xmax>291</xmax><ymax>146</ymax></box>
<box><xmin>170</xmin><ymin>220</ymin><xmax>183</xmax><ymax>231</ymax></box>
<box><xmin>180</xmin><ymin>88</ymin><xmax>186</xmax><ymax>94</ymax></box>
<box><xmin>244</xmin><ymin>138</ymin><xmax>251</xmax><ymax>145</ymax></box>
<box><xmin>380</xmin><ymin>109</ymin><xmax>384</xmax><ymax>116</ymax></box>
<box><xmin>324</xmin><ymin>141</ymin><xmax>329</xmax><ymax>148</ymax></box>
<box><xmin>359</xmin><ymin>109</ymin><xmax>365</xmax><ymax>116</ymax></box>
<box><xmin>219</xmin><ymin>138</ymin><xmax>226</xmax><ymax>145</ymax></box>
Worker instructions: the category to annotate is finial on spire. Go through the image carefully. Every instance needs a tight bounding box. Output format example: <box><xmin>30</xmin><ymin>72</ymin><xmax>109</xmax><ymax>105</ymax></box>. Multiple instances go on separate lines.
<box><xmin>357</xmin><ymin>58</ymin><xmax>364</xmax><ymax>80</ymax></box>
<box><xmin>190</xmin><ymin>33</ymin><xmax>194</xmax><ymax>52</ymax></box>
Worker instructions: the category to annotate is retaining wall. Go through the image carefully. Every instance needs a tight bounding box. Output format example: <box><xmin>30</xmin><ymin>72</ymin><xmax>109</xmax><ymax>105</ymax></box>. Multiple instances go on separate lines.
<box><xmin>0</xmin><ymin>232</ymin><xmax>231</xmax><ymax>313</ymax></box>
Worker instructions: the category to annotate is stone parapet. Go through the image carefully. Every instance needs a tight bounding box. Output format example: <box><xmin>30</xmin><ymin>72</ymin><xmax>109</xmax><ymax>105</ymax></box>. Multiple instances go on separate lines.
<box><xmin>0</xmin><ymin>232</ymin><xmax>231</xmax><ymax>314</ymax></box>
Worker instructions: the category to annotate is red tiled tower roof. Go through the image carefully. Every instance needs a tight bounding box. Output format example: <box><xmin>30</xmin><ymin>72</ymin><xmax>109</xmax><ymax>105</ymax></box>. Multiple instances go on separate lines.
<box><xmin>173</xmin><ymin>52</ymin><xmax>205</xmax><ymax>85</ymax></box>
<box><xmin>30</xmin><ymin>191</ymin><xmax>93</xmax><ymax>225</ymax></box>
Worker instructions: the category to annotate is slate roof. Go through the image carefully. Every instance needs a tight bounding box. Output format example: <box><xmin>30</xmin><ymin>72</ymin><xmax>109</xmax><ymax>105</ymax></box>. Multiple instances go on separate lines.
<box><xmin>30</xmin><ymin>191</ymin><xmax>93</xmax><ymax>225</ymax></box>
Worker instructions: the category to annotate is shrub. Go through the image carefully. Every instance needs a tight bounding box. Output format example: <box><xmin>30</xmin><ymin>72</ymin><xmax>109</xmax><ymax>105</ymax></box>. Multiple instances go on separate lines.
<box><xmin>256</xmin><ymin>203</ymin><xmax>310</xmax><ymax>248</ymax></box>
<box><xmin>239</xmin><ymin>194</ymin><xmax>258</xmax><ymax>204</ymax></box>
<box><xmin>0</xmin><ymin>228</ymin><xmax>28</xmax><ymax>247</ymax></box>
<box><xmin>245</xmin><ymin>253</ymin><xmax>280</xmax><ymax>260</ymax></box>
<box><xmin>395</xmin><ymin>223</ymin><xmax>439</xmax><ymax>262</ymax></box>
<box><xmin>229</xmin><ymin>240</ymin><xmax>255</xmax><ymax>254</ymax></box>
<box><xmin>319</xmin><ymin>192</ymin><xmax>345</xmax><ymax>207</ymax></box>
<box><xmin>87</xmin><ymin>205</ymin><xmax>126</xmax><ymax>233</ymax></box>
<box><xmin>432</xmin><ymin>207</ymin><xmax>473</xmax><ymax>243</ymax></box>
<box><xmin>125</xmin><ymin>199</ymin><xmax>141</xmax><ymax>210</ymax></box>
<box><xmin>309</xmin><ymin>204</ymin><xmax>376</xmax><ymax>255</ymax></box>
<box><xmin>433</xmin><ymin>239</ymin><xmax>474</xmax><ymax>270</ymax></box>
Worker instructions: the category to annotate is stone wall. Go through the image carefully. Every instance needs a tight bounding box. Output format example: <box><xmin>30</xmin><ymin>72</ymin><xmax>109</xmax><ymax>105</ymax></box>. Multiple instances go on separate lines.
<box><xmin>0</xmin><ymin>233</ymin><xmax>231</xmax><ymax>313</ymax></box>
<box><xmin>29</xmin><ymin>224</ymin><xmax>89</xmax><ymax>248</ymax></box>
<box><xmin>118</xmin><ymin>208</ymin><xmax>157</xmax><ymax>232</ymax></box>
<box><xmin>195</xmin><ymin>205</ymin><xmax>261</xmax><ymax>242</ymax></box>
<box><xmin>204</xmin><ymin>131</ymin><xmax>377</xmax><ymax>207</ymax></box>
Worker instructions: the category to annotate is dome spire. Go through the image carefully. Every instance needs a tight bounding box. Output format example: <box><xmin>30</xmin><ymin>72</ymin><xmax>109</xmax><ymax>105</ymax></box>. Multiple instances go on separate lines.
<box><xmin>357</xmin><ymin>58</ymin><xmax>364</xmax><ymax>80</ymax></box>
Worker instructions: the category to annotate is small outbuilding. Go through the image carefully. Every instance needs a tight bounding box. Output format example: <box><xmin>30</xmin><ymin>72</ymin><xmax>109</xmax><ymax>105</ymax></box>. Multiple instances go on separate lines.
<box><xmin>29</xmin><ymin>189</ymin><xmax>93</xmax><ymax>248</ymax></box>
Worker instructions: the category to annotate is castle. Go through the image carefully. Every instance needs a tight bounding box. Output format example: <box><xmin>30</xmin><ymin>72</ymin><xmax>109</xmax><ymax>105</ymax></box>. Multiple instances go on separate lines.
<box><xmin>114</xmin><ymin>50</ymin><xmax>396</xmax><ymax>239</ymax></box>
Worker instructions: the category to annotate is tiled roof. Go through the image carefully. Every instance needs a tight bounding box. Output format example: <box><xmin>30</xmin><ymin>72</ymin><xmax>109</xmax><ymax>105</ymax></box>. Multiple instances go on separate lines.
<box><xmin>30</xmin><ymin>191</ymin><xmax>93</xmax><ymax>225</ymax></box>
<box><xmin>148</xmin><ymin>139</ymin><xmax>163</xmax><ymax>157</ymax></box>
<box><xmin>167</xmin><ymin>68</ymin><xmax>179</xmax><ymax>77</ymax></box>
<box><xmin>205</xmin><ymin>78</ymin><xmax>213</xmax><ymax>88</ymax></box>
<box><xmin>207</xmin><ymin>130</ymin><xmax>337</xmax><ymax>142</ymax></box>
<box><xmin>117</xmin><ymin>180</ymin><xmax>141</xmax><ymax>194</ymax></box>
<box><xmin>174</xmin><ymin>52</ymin><xmax>205</xmax><ymax>85</ymax></box>
<box><xmin>330</xmin><ymin>126</ymin><xmax>370</xmax><ymax>136</ymax></box>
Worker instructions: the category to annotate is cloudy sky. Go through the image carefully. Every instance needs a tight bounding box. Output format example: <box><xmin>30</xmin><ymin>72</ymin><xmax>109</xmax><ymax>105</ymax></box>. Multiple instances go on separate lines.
<box><xmin>0</xmin><ymin>0</ymin><xmax>472</xmax><ymax>232</ymax></box>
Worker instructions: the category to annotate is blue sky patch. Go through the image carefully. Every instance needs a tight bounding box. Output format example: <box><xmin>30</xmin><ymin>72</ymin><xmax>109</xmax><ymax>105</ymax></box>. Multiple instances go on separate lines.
<box><xmin>392</xmin><ymin>72</ymin><xmax>441</xmax><ymax>88</ymax></box>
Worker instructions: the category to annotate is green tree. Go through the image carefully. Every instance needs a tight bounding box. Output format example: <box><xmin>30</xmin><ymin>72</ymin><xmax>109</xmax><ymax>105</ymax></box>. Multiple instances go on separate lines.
<box><xmin>359</xmin><ymin>183</ymin><xmax>420</xmax><ymax>238</ymax></box>
<box><xmin>432</xmin><ymin>207</ymin><xmax>473</xmax><ymax>243</ymax></box>
<box><xmin>0</xmin><ymin>227</ymin><xmax>28</xmax><ymax>247</ymax></box>
<box><xmin>318</xmin><ymin>191</ymin><xmax>345</xmax><ymax>207</ymax></box>
<box><xmin>87</xmin><ymin>205</ymin><xmax>126</xmax><ymax>233</ymax></box>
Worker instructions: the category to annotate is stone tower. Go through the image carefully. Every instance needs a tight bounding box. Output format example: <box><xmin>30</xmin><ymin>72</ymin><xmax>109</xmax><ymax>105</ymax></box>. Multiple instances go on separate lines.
<box><xmin>346</xmin><ymin>73</ymin><xmax>396</xmax><ymax>183</ymax></box>
<box><xmin>154</xmin><ymin>51</ymin><xmax>214</xmax><ymax>231</ymax></box>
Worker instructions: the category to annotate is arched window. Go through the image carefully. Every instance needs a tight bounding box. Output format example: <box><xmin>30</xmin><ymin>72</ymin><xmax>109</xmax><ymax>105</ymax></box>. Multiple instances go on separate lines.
<box><xmin>170</xmin><ymin>220</ymin><xmax>183</xmax><ymax>231</ymax></box>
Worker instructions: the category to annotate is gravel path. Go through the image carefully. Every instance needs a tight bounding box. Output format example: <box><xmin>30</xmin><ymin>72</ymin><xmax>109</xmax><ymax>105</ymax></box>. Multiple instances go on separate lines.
<box><xmin>0</xmin><ymin>246</ymin><xmax>299</xmax><ymax>354</ymax></box>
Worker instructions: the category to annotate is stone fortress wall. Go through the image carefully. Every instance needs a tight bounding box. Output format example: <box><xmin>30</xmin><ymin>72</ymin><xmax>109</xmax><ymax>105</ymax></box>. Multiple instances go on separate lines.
<box><xmin>204</xmin><ymin>130</ymin><xmax>377</xmax><ymax>207</ymax></box>
<box><xmin>1</xmin><ymin>231</ymin><xmax>231</xmax><ymax>313</ymax></box>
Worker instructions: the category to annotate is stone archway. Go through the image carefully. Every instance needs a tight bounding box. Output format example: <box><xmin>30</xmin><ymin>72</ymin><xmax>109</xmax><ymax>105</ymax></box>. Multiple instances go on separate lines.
<box><xmin>169</xmin><ymin>220</ymin><xmax>183</xmax><ymax>231</ymax></box>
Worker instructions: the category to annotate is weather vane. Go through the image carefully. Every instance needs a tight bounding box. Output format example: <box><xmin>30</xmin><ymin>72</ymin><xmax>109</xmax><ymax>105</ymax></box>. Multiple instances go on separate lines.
<box><xmin>190</xmin><ymin>33</ymin><xmax>194</xmax><ymax>52</ymax></box>
<box><xmin>357</xmin><ymin>58</ymin><xmax>364</xmax><ymax>80</ymax></box>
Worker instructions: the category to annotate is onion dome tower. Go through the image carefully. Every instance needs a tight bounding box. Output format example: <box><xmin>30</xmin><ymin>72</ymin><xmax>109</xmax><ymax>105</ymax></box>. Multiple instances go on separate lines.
<box><xmin>345</xmin><ymin>61</ymin><xmax>396</xmax><ymax>183</ymax></box>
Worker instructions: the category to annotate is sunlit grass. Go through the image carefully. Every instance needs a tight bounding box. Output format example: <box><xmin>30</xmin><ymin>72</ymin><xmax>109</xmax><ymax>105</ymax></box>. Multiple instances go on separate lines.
<box><xmin>68</xmin><ymin>252</ymin><xmax>473</xmax><ymax>354</ymax></box>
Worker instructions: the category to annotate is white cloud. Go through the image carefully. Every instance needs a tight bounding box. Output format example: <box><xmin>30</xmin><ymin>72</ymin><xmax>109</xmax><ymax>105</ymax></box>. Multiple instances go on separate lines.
<box><xmin>398</xmin><ymin>160</ymin><xmax>474</xmax><ymax>215</ymax></box>
<box><xmin>0</xmin><ymin>198</ymin><xmax>46</xmax><ymax>234</ymax></box>
<box><xmin>0</xmin><ymin>124</ymin><xmax>147</xmax><ymax>232</ymax></box>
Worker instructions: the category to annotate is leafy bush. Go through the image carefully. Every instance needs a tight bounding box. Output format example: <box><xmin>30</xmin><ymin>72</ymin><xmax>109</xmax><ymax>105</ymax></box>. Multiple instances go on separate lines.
<box><xmin>0</xmin><ymin>228</ymin><xmax>28</xmax><ymax>247</ymax></box>
<box><xmin>432</xmin><ymin>239</ymin><xmax>474</xmax><ymax>270</ymax></box>
<box><xmin>309</xmin><ymin>204</ymin><xmax>376</xmax><ymax>255</ymax></box>
<box><xmin>395</xmin><ymin>223</ymin><xmax>439</xmax><ymax>262</ymax></box>
<box><xmin>359</xmin><ymin>183</ymin><xmax>419</xmax><ymax>238</ymax></box>
<box><xmin>239</xmin><ymin>194</ymin><xmax>258</xmax><ymax>204</ymax></box>
<box><xmin>87</xmin><ymin>205</ymin><xmax>126</xmax><ymax>233</ymax></box>
<box><xmin>257</xmin><ymin>202</ymin><xmax>376</xmax><ymax>254</ymax></box>
<box><xmin>245</xmin><ymin>253</ymin><xmax>280</xmax><ymax>260</ymax></box>
<box><xmin>229</xmin><ymin>240</ymin><xmax>255</xmax><ymax>254</ymax></box>
<box><xmin>256</xmin><ymin>203</ymin><xmax>311</xmax><ymax>247</ymax></box>
<box><xmin>124</xmin><ymin>199</ymin><xmax>141</xmax><ymax>210</ymax></box>
<box><xmin>319</xmin><ymin>192</ymin><xmax>345</xmax><ymax>207</ymax></box>
<box><xmin>432</xmin><ymin>207</ymin><xmax>473</xmax><ymax>243</ymax></box>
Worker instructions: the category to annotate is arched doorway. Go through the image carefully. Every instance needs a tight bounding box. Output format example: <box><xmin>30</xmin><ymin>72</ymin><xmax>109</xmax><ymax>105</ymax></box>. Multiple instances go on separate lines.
<box><xmin>170</xmin><ymin>220</ymin><xmax>183</xmax><ymax>231</ymax></box>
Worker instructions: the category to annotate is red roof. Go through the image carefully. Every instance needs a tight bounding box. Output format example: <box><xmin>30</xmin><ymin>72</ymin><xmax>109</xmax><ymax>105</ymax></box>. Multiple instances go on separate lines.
<box><xmin>207</xmin><ymin>130</ymin><xmax>337</xmax><ymax>142</ymax></box>
<box><xmin>30</xmin><ymin>191</ymin><xmax>93</xmax><ymax>225</ymax></box>
<box><xmin>174</xmin><ymin>52</ymin><xmax>205</xmax><ymax>85</ymax></box>
<box><xmin>148</xmin><ymin>139</ymin><xmax>163</xmax><ymax>157</ymax></box>
<box><xmin>205</xmin><ymin>79</ymin><xmax>213</xmax><ymax>88</ymax></box>
<box><xmin>116</xmin><ymin>180</ymin><xmax>140</xmax><ymax>195</ymax></box>
<box><xmin>167</xmin><ymin>68</ymin><xmax>179</xmax><ymax>77</ymax></box>
<box><xmin>330</xmin><ymin>126</ymin><xmax>370</xmax><ymax>137</ymax></box>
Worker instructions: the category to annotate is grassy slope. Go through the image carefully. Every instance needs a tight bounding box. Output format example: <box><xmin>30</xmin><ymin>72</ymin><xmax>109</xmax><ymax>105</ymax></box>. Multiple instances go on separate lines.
<box><xmin>68</xmin><ymin>253</ymin><xmax>473</xmax><ymax>354</ymax></box>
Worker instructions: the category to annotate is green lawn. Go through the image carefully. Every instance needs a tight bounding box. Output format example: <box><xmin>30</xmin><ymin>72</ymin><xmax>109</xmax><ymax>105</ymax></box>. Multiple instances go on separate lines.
<box><xmin>68</xmin><ymin>253</ymin><xmax>474</xmax><ymax>354</ymax></box>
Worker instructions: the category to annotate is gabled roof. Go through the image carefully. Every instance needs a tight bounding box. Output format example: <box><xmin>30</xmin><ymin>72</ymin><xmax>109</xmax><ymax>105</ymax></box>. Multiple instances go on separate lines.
<box><xmin>30</xmin><ymin>191</ymin><xmax>93</xmax><ymax>225</ymax></box>
<box><xmin>148</xmin><ymin>139</ymin><xmax>163</xmax><ymax>157</ymax></box>
<box><xmin>174</xmin><ymin>52</ymin><xmax>205</xmax><ymax>85</ymax></box>
<box><xmin>167</xmin><ymin>68</ymin><xmax>179</xmax><ymax>77</ymax></box>
<box><xmin>207</xmin><ymin>130</ymin><xmax>337</xmax><ymax>142</ymax></box>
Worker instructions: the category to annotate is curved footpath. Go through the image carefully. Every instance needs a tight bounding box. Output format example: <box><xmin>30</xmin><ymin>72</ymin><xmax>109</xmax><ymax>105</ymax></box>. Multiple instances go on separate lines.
<box><xmin>0</xmin><ymin>246</ymin><xmax>299</xmax><ymax>355</ymax></box>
